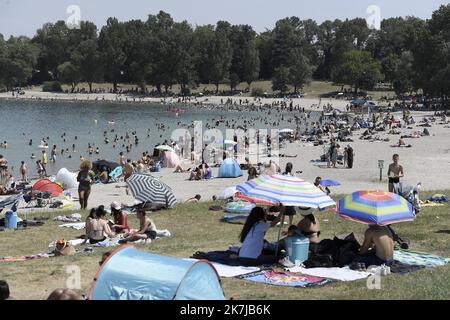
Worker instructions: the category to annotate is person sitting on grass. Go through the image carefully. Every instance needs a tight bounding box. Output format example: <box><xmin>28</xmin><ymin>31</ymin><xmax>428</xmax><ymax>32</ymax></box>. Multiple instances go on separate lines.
<box><xmin>237</xmin><ymin>206</ymin><xmax>284</xmax><ymax>264</ymax></box>
<box><xmin>110</xmin><ymin>201</ymin><xmax>129</xmax><ymax>233</ymax></box>
<box><xmin>85</xmin><ymin>206</ymin><xmax>115</xmax><ymax>244</ymax></box>
<box><xmin>352</xmin><ymin>225</ymin><xmax>394</xmax><ymax>269</ymax></box>
<box><xmin>185</xmin><ymin>194</ymin><xmax>201</xmax><ymax>204</ymax></box>
<box><xmin>119</xmin><ymin>209</ymin><xmax>156</xmax><ymax>244</ymax></box>
<box><xmin>292</xmin><ymin>207</ymin><xmax>321</xmax><ymax>252</ymax></box>
<box><xmin>0</xmin><ymin>280</ymin><xmax>14</xmax><ymax>300</ymax></box>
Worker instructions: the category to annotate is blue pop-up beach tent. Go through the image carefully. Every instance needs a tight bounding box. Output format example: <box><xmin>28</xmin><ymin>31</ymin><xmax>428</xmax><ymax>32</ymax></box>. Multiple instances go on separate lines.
<box><xmin>219</xmin><ymin>158</ymin><xmax>242</xmax><ymax>178</ymax></box>
<box><xmin>89</xmin><ymin>246</ymin><xmax>225</xmax><ymax>300</ymax></box>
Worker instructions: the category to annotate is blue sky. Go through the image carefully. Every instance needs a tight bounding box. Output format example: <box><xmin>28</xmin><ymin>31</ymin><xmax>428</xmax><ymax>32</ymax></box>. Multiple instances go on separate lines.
<box><xmin>0</xmin><ymin>0</ymin><xmax>447</xmax><ymax>37</ymax></box>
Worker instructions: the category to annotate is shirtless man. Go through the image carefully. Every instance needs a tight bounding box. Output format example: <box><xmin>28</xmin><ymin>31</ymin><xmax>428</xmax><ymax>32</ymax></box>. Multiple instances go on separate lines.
<box><xmin>354</xmin><ymin>225</ymin><xmax>394</xmax><ymax>267</ymax></box>
<box><xmin>123</xmin><ymin>159</ymin><xmax>134</xmax><ymax>182</ymax></box>
<box><xmin>387</xmin><ymin>154</ymin><xmax>404</xmax><ymax>192</ymax></box>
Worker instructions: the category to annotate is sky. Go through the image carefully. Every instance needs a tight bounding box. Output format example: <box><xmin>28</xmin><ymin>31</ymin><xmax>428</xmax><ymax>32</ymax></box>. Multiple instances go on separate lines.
<box><xmin>0</xmin><ymin>0</ymin><xmax>447</xmax><ymax>38</ymax></box>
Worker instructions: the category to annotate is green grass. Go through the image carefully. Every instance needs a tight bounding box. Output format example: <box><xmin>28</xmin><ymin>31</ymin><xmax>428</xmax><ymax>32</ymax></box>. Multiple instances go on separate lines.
<box><xmin>1</xmin><ymin>190</ymin><xmax>449</xmax><ymax>300</ymax></box>
<box><xmin>30</xmin><ymin>80</ymin><xmax>396</xmax><ymax>100</ymax></box>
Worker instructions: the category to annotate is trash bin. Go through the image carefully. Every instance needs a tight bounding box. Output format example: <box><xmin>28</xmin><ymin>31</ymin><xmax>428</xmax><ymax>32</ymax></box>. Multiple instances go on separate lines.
<box><xmin>284</xmin><ymin>236</ymin><xmax>310</xmax><ymax>265</ymax></box>
<box><xmin>5</xmin><ymin>210</ymin><xmax>18</xmax><ymax>229</ymax></box>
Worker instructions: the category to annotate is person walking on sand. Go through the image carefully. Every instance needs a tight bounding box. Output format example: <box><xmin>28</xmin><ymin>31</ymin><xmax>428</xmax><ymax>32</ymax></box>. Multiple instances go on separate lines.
<box><xmin>387</xmin><ymin>154</ymin><xmax>404</xmax><ymax>192</ymax></box>
<box><xmin>347</xmin><ymin>144</ymin><xmax>354</xmax><ymax>168</ymax></box>
<box><xmin>77</xmin><ymin>160</ymin><xmax>95</xmax><ymax>210</ymax></box>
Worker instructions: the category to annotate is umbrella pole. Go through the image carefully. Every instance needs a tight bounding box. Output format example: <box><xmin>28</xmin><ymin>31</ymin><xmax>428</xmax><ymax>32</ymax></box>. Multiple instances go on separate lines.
<box><xmin>274</xmin><ymin>214</ymin><xmax>285</xmax><ymax>257</ymax></box>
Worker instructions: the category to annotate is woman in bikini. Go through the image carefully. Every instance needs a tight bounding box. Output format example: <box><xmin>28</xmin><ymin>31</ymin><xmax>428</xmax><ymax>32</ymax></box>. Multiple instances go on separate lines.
<box><xmin>119</xmin><ymin>209</ymin><xmax>157</xmax><ymax>243</ymax></box>
<box><xmin>77</xmin><ymin>160</ymin><xmax>96</xmax><ymax>210</ymax></box>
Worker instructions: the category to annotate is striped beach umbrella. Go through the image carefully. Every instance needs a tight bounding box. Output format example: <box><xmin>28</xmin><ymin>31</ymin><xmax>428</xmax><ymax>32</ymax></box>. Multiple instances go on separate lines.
<box><xmin>126</xmin><ymin>173</ymin><xmax>178</xmax><ymax>208</ymax></box>
<box><xmin>337</xmin><ymin>190</ymin><xmax>415</xmax><ymax>226</ymax></box>
<box><xmin>235</xmin><ymin>174</ymin><xmax>336</xmax><ymax>209</ymax></box>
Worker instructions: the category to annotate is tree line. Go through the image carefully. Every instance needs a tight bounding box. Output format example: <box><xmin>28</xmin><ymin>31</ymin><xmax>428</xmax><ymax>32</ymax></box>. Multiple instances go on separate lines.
<box><xmin>0</xmin><ymin>5</ymin><xmax>449</xmax><ymax>98</ymax></box>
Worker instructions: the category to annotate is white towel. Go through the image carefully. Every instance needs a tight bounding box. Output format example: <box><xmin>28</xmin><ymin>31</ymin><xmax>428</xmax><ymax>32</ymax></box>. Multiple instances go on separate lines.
<box><xmin>286</xmin><ymin>266</ymin><xmax>371</xmax><ymax>281</ymax></box>
<box><xmin>185</xmin><ymin>259</ymin><xmax>260</xmax><ymax>278</ymax></box>
<box><xmin>58</xmin><ymin>222</ymin><xmax>85</xmax><ymax>230</ymax></box>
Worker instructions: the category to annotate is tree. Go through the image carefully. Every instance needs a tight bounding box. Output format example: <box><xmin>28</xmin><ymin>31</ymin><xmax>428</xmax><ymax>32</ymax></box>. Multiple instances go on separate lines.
<box><xmin>123</xmin><ymin>19</ymin><xmax>152</xmax><ymax>92</ymax></box>
<box><xmin>288</xmin><ymin>49</ymin><xmax>313</xmax><ymax>93</ymax></box>
<box><xmin>98</xmin><ymin>18</ymin><xmax>126</xmax><ymax>92</ymax></box>
<box><xmin>272</xmin><ymin>67</ymin><xmax>290</xmax><ymax>94</ymax></box>
<box><xmin>392</xmin><ymin>51</ymin><xmax>414</xmax><ymax>96</ymax></box>
<box><xmin>229</xmin><ymin>25</ymin><xmax>260</xmax><ymax>88</ymax></box>
<box><xmin>57</xmin><ymin>61</ymin><xmax>80</xmax><ymax>92</ymax></box>
<box><xmin>201</xmin><ymin>21</ymin><xmax>233</xmax><ymax>93</ymax></box>
<box><xmin>67</xmin><ymin>22</ymin><xmax>102</xmax><ymax>92</ymax></box>
<box><xmin>72</xmin><ymin>38</ymin><xmax>102</xmax><ymax>92</ymax></box>
<box><xmin>32</xmin><ymin>21</ymin><xmax>70</xmax><ymax>81</ymax></box>
<box><xmin>381</xmin><ymin>53</ymin><xmax>400</xmax><ymax>86</ymax></box>
<box><xmin>1</xmin><ymin>36</ymin><xmax>39</xmax><ymax>90</ymax></box>
<box><xmin>331</xmin><ymin>50</ymin><xmax>383</xmax><ymax>93</ymax></box>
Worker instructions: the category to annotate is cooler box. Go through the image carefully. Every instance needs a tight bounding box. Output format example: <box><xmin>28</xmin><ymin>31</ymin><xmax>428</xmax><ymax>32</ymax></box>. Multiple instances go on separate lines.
<box><xmin>284</xmin><ymin>236</ymin><xmax>310</xmax><ymax>264</ymax></box>
<box><xmin>5</xmin><ymin>211</ymin><xmax>18</xmax><ymax>229</ymax></box>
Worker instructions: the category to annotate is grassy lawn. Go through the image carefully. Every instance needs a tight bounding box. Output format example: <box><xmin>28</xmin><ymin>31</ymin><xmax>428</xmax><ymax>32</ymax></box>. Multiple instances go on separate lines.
<box><xmin>30</xmin><ymin>80</ymin><xmax>395</xmax><ymax>100</ymax></box>
<box><xmin>1</xmin><ymin>190</ymin><xmax>449</xmax><ymax>300</ymax></box>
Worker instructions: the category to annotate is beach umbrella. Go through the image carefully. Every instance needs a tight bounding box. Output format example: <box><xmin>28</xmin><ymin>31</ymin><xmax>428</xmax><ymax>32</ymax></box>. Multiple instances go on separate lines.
<box><xmin>235</xmin><ymin>174</ymin><xmax>335</xmax><ymax>209</ymax></box>
<box><xmin>163</xmin><ymin>151</ymin><xmax>181</xmax><ymax>168</ymax></box>
<box><xmin>279</xmin><ymin>128</ymin><xmax>294</xmax><ymax>133</ymax></box>
<box><xmin>126</xmin><ymin>173</ymin><xmax>178</xmax><ymax>208</ymax></box>
<box><xmin>155</xmin><ymin>145</ymin><xmax>175</xmax><ymax>153</ymax></box>
<box><xmin>32</xmin><ymin>179</ymin><xmax>64</xmax><ymax>197</ymax></box>
<box><xmin>320</xmin><ymin>179</ymin><xmax>341</xmax><ymax>187</ymax></box>
<box><xmin>337</xmin><ymin>190</ymin><xmax>415</xmax><ymax>226</ymax></box>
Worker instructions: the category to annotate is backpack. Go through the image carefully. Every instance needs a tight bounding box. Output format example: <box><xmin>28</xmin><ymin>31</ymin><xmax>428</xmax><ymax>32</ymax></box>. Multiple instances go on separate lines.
<box><xmin>54</xmin><ymin>239</ymin><xmax>76</xmax><ymax>256</ymax></box>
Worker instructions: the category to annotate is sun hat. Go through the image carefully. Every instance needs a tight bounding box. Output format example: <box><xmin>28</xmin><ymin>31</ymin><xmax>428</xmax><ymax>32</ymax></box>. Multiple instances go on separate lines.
<box><xmin>111</xmin><ymin>201</ymin><xmax>122</xmax><ymax>210</ymax></box>
<box><xmin>298</xmin><ymin>206</ymin><xmax>314</xmax><ymax>216</ymax></box>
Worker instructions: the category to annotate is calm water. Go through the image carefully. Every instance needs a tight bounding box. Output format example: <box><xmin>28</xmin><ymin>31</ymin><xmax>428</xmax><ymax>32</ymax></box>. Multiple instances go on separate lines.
<box><xmin>0</xmin><ymin>99</ymin><xmax>315</xmax><ymax>176</ymax></box>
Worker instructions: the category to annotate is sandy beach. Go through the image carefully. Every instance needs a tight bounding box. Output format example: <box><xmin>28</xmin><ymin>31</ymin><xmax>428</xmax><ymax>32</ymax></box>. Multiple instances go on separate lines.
<box><xmin>1</xmin><ymin>95</ymin><xmax>448</xmax><ymax>213</ymax></box>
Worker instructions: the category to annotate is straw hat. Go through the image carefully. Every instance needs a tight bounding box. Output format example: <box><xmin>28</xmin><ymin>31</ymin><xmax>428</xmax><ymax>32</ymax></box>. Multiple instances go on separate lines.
<box><xmin>298</xmin><ymin>206</ymin><xmax>314</xmax><ymax>216</ymax></box>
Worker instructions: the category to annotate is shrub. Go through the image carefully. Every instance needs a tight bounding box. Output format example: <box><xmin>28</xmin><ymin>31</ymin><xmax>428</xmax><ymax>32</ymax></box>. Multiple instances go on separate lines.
<box><xmin>42</xmin><ymin>81</ymin><xmax>63</xmax><ymax>92</ymax></box>
<box><xmin>251</xmin><ymin>87</ymin><xmax>265</xmax><ymax>97</ymax></box>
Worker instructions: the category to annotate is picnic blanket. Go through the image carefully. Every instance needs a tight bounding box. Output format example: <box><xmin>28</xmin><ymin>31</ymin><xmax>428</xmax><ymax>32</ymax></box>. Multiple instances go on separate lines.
<box><xmin>286</xmin><ymin>266</ymin><xmax>371</xmax><ymax>281</ymax></box>
<box><xmin>222</xmin><ymin>215</ymin><xmax>248</xmax><ymax>222</ymax></box>
<box><xmin>191</xmin><ymin>250</ymin><xmax>278</xmax><ymax>267</ymax></box>
<box><xmin>426</xmin><ymin>194</ymin><xmax>450</xmax><ymax>203</ymax></box>
<box><xmin>58</xmin><ymin>222</ymin><xmax>85</xmax><ymax>230</ymax></box>
<box><xmin>394</xmin><ymin>250</ymin><xmax>450</xmax><ymax>268</ymax></box>
<box><xmin>185</xmin><ymin>259</ymin><xmax>260</xmax><ymax>278</ymax></box>
<box><xmin>237</xmin><ymin>270</ymin><xmax>334</xmax><ymax>287</ymax></box>
<box><xmin>93</xmin><ymin>229</ymin><xmax>172</xmax><ymax>247</ymax></box>
<box><xmin>54</xmin><ymin>213</ymin><xmax>82</xmax><ymax>222</ymax></box>
<box><xmin>0</xmin><ymin>252</ymin><xmax>55</xmax><ymax>263</ymax></box>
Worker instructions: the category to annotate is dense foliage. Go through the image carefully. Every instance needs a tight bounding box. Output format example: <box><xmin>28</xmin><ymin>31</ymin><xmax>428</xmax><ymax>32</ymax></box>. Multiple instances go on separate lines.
<box><xmin>0</xmin><ymin>5</ymin><xmax>449</xmax><ymax>98</ymax></box>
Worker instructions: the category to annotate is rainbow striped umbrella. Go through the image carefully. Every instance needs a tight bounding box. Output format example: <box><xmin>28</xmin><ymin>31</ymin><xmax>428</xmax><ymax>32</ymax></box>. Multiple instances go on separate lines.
<box><xmin>235</xmin><ymin>174</ymin><xmax>335</xmax><ymax>209</ymax></box>
<box><xmin>337</xmin><ymin>190</ymin><xmax>415</xmax><ymax>226</ymax></box>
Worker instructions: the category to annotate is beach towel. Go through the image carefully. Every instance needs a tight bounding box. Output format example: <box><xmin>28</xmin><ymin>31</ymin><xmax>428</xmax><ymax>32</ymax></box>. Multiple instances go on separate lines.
<box><xmin>394</xmin><ymin>250</ymin><xmax>450</xmax><ymax>268</ymax></box>
<box><xmin>58</xmin><ymin>222</ymin><xmax>85</xmax><ymax>230</ymax></box>
<box><xmin>222</xmin><ymin>215</ymin><xmax>248</xmax><ymax>222</ymax></box>
<box><xmin>286</xmin><ymin>266</ymin><xmax>371</xmax><ymax>281</ymax></box>
<box><xmin>54</xmin><ymin>213</ymin><xmax>82</xmax><ymax>222</ymax></box>
<box><xmin>191</xmin><ymin>250</ymin><xmax>257</xmax><ymax>267</ymax></box>
<box><xmin>185</xmin><ymin>259</ymin><xmax>260</xmax><ymax>278</ymax></box>
<box><xmin>389</xmin><ymin>261</ymin><xmax>425</xmax><ymax>274</ymax></box>
<box><xmin>93</xmin><ymin>229</ymin><xmax>172</xmax><ymax>247</ymax></box>
<box><xmin>0</xmin><ymin>253</ymin><xmax>55</xmax><ymax>263</ymax></box>
<box><xmin>224</xmin><ymin>201</ymin><xmax>255</xmax><ymax>214</ymax></box>
<box><xmin>237</xmin><ymin>270</ymin><xmax>334</xmax><ymax>287</ymax></box>
<box><xmin>427</xmin><ymin>194</ymin><xmax>450</xmax><ymax>203</ymax></box>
